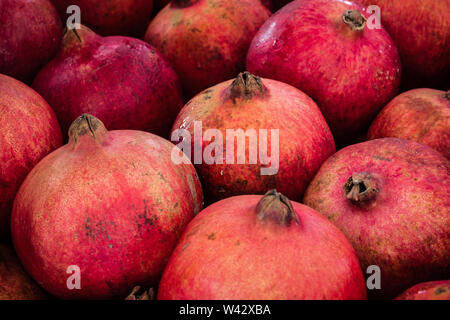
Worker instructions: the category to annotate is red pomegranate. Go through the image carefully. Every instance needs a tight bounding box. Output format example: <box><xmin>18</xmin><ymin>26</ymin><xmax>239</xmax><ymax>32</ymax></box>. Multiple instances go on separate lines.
<box><xmin>368</xmin><ymin>89</ymin><xmax>450</xmax><ymax>159</ymax></box>
<box><xmin>145</xmin><ymin>0</ymin><xmax>271</xmax><ymax>99</ymax></box>
<box><xmin>32</xmin><ymin>25</ymin><xmax>183</xmax><ymax>139</ymax></box>
<box><xmin>0</xmin><ymin>0</ymin><xmax>62</xmax><ymax>83</ymax></box>
<box><xmin>171</xmin><ymin>72</ymin><xmax>335</xmax><ymax>203</ymax></box>
<box><xmin>358</xmin><ymin>0</ymin><xmax>450</xmax><ymax>90</ymax></box>
<box><xmin>395</xmin><ymin>280</ymin><xmax>450</xmax><ymax>300</ymax></box>
<box><xmin>11</xmin><ymin>114</ymin><xmax>203</xmax><ymax>299</ymax></box>
<box><xmin>0</xmin><ymin>244</ymin><xmax>48</xmax><ymax>299</ymax></box>
<box><xmin>247</xmin><ymin>0</ymin><xmax>401</xmax><ymax>141</ymax></box>
<box><xmin>52</xmin><ymin>0</ymin><xmax>154</xmax><ymax>37</ymax></box>
<box><xmin>158</xmin><ymin>190</ymin><xmax>367</xmax><ymax>300</ymax></box>
<box><xmin>303</xmin><ymin>138</ymin><xmax>450</xmax><ymax>299</ymax></box>
<box><xmin>0</xmin><ymin>75</ymin><xmax>62</xmax><ymax>238</ymax></box>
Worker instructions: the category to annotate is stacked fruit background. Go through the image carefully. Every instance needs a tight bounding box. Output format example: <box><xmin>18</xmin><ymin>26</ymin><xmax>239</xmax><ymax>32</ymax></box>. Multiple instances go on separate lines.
<box><xmin>0</xmin><ymin>0</ymin><xmax>449</xmax><ymax>300</ymax></box>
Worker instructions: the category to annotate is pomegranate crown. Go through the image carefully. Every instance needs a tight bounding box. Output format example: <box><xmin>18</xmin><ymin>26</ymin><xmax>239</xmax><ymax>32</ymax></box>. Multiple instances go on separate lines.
<box><xmin>343</xmin><ymin>10</ymin><xmax>367</xmax><ymax>31</ymax></box>
<box><xmin>256</xmin><ymin>189</ymin><xmax>299</xmax><ymax>226</ymax></box>
<box><xmin>229</xmin><ymin>71</ymin><xmax>266</xmax><ymax>102</ymax></box>
<box><xmin>343</xmin><ymin>172</ymin><xmax>379</xmax><ymax>203</ymax></box>
<box><xmin>68</xmin><ymin>114</ymin><xmax>107</xmax><ymax>146</ymax></box>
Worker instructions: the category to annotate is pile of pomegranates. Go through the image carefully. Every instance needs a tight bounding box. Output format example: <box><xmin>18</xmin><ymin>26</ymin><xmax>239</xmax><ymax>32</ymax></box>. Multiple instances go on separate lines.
<box><xmin>0</xmin><ymin>0</ymin><xmax>449</xmax><ymax>302</ymax></box>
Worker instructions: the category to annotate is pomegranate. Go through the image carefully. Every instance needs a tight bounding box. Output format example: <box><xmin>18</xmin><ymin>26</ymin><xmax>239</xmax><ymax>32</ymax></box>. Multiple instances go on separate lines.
<box><xmin>0</xmin><ymin>75</ymin><xmax>62</xmax><ymax>238</ymax></box>
<box><xmin>11</xmin><ymin>114</ymin><xmax>203</xmax><ymax>299</ymax></box>
<box><xmin>247</xmin><ymin>0</ymin><xmax>401</xmax><ymax>141</ymax></box>
<box><xmin>158</xmin><ymin>190</ymin><xmax>367</xmax><ymax>300</ymax></box>
<box><xmin>52</xmin><ymin>0</ymin><xmax>154</xmax><ymax>37</ymax></box>
<box><xmin>32</xmin><ymin>25</ymin><xmax>183</xmax><ymax>139</ymax></box>
<box><xmin>0</xmin><ymin>0</ymin><xmax>62</xmax><ymax>83</ymax></box>
<box><xmin>358</xmin><ymin>0</ymin><xmax>450</xmax><ymax>90</ymax></box>
<box><xmin>0</xmin><ymin>244</ymin><xmax>48</xmax><ymax>299</ymax></box>
<box><xmin>395</xmin><ymin>280</ymin><xmax>450</xmax><ymax>300</ymax></box>
<box><xmin>145</xmin><ymin>0</ymin><xmax>271</xmax><ymax>99</ymax></box>
<box><xmin>303</xmin><ymin>138</ymin><xmax>450</xmax><ymax>299</ymax></box>
<box><xmin>368</xmin><ymin>89</ymin><xmax>450</xmax><ymax>159</ymax></box>
<box><xmin>171</xmin><ymin>72</ymin><xmax>335</xmax><ymax>203</ymax></box>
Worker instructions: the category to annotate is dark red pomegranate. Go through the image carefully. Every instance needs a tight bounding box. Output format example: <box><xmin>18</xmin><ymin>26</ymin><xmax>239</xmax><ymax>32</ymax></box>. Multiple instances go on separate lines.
<box><xmin>11</xmin><ymin>114</ymin><xmax>203</xmax><ymax>299</ymax></box>
<box><xmin>52</xmin><ymin>0</ymin><xmax>154</xmax><ymax>37</ymax></box>
<box><xmin>358</xmin><ymin>0</ymin><xmax>450</xmax><ymax>90</ymax></box>
<box><xmin>368</xmin><ymin>89</ymin><xmax>450</xmax><ymax>159</ymax></box>
<box><xmin>395</xmin><ymin>280</ymin><xmax>450</xmax><ymax>300</ymax></box>
<box><xmin>158</xmin><ymin>190</ymin><xmax>367</xmax><ymax>299</ymax></box>
<box><xmin>32</xmin><ymin>25</ymin><xmax>183</xmax><ymax>139</ymax></box>
<box><xmin>171</xmin><ymin>72</ymin><xmax>335</xmax><ymax>203</ymax></box>
<box><xmin>0</xmin><ymin>244</ymin><xmax>48</xmax><ymax>299</ymax></box>
<box><xmin>304</xmin><ymin>138</ymin><xmax>450</xmax><ymax>299</ymax></box>
<box><xmin>0</xmin><ymin>0</ymin><xmax>62</xmax><ymax>83</ymax></box>
<box><xmin>145</xmin><ymin>0</ymin><xmax>271</xmax><ymax>99</ymax></box>
<box><xmin>247</xmin><ymin>0</ymin><xmax>401</xmax><ymax>141</ymax></box>
<box><xmin>0</xmin><ymin>74</ymin><xmax>62</xmax><ymax>238</ymax></box>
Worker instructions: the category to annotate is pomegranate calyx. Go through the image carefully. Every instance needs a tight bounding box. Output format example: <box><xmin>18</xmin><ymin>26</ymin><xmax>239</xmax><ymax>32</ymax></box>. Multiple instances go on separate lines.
<box><xmin>343</xmin><ymin>10</ymin><xmax>367</xmax><ymax>31</ymax></box>
<box><xmin>256</xmin><ymin>189</ymin><xmax>299</xmax><ymax>226</ymax></box>
<box><xmin>125</xmin><ymin>286</ymin><xmax>155</xmax><ymax>300</ymax></box>
<box><xmin>444</xmin><ymin>90</ymin><xmax>450</xmax><ymax>100</ymax></box>
<box><xmin>229</xmin><ymin>71</ymin><xmax>265</xmax><ymax>102</ymax></box>
<box><xmin>343</xmin><ymin>172</ymin><xmax>379</xmax><ymax>203</ymax></box>
<box><xmin>68</xmin><ymin>114</ymin><xmax>107</xmax><ymax>145</ymax></box>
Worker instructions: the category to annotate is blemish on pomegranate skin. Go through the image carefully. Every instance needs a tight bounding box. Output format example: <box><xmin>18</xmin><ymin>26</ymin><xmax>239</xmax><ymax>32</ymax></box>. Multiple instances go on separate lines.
<box><xmin>207</xmin><ymin>233</ymin><xmax>216</xmax><ymax>240</ymax></box>
<box><xmin>434</xmin><ymin>287</ymin><xmax>447</xmax><ymax>295</ymax></box>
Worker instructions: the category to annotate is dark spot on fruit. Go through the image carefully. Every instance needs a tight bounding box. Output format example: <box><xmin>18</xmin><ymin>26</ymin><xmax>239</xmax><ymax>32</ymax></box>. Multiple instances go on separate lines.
<box><xmin>207</xmin><ymin>233</ymin><xmax>216</xmax><ymax>240</ymax></box>
<box><xmin>435</xmin><ymin>287</ymin><xmax>447</xmax><ymax>295</ymax></box>
<box><xmin>375</xmin><ymin>155</ymin><xmax>391</xmax><ymax>161</ymax></box>
<box><xmin>181</xmin><ymin>242</ymin><xmax>190</xmax><ymax>252</ymax></box>
<box><xmin>235</xmin><ymin>240</ymin><xmax>241</xmax><ymax>246</ymax></box>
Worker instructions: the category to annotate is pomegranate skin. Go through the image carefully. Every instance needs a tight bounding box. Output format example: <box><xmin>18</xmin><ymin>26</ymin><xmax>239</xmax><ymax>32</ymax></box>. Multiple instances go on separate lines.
<box><xmin>32</xmin><ymin>25</ymin><xmax>183</xmax><ymax>139</ymax></box>
<box><xmin>304</xmin><ymin>138</ymin><xmax>450</xmax><ymax>299</ymax></box>
<box><xmin>395</xmin><ymin>280</ymin><xmax>450</xmax><ymax>300</ymax></box>
<box><xmin>247</xmin><ymin>0</ymin><xmax>401</xmax><ymax>140</ymax></box>
<box><xmin>52</xmin><ymin>0</ymin><xmax>154</xmax><ymax>37</ymax></box>
<box><xmin>158</xmin><ymin>192</ymin><xmax>367</xmax><ymax>300</ymax></box>
<box><xmin>145</xmin><ymin>0</ymin><xmax>271</xmax><ymax>99</ymax></box>
<box><xmin>11</xmin><ymin>115</ymin><xmax>203</xmax><ymax>299</ymax></box>
<box><xmin>0</xmin><ymin>75</ymin><xmax>62</xmax><ymax>238</ymax></box>
<box><xmin>0</xmin><ymin>0</ymin><xmax>62</xmax><ymax>83</ymax></box>
<box><xmin>358</xmin><ymin>0</ymin><xmax>450</xmax><ymax>90</ymax></box>
<box><xmin>171</xmin><ymin>72</ymin><xmax>336</xmax><ymax>203</ymax></box>
<box><xmin>0</xmin><ymin>244</ymin><xmax>48</xmax><ymax>300</ymax></box>
<box><xmin>368</xmin><ymin>89</ymin><xmax>450</xmax><ymax>159</ymax></box>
